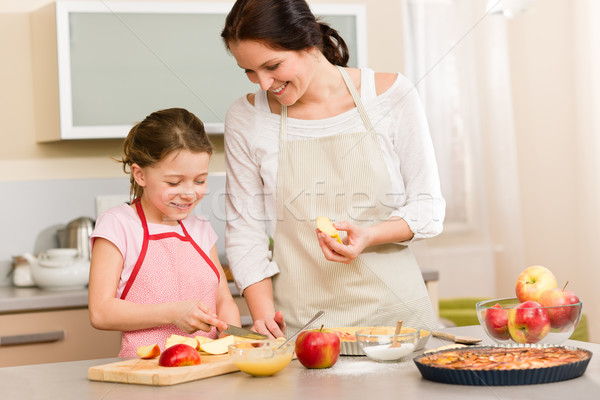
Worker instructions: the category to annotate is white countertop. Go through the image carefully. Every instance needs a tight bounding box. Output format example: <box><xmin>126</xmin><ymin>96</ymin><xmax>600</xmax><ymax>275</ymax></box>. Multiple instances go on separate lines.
<box><xmin>1</xmin><ymin>326</ymin><xmax>598</xmax><ymax>400</ymax></box>
<box><xmin>0</xmin><ymin>286</ymin><xmax>89</xmax><ymax>313</ymax></box>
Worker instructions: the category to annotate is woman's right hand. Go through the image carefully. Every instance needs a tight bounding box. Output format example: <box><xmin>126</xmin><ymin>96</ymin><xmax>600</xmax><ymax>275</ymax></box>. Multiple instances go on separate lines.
<box><xmin>251</xmin><ymin>310</ymin><xmax>286</xmax><ymax>339</ymax></box>
<box><xmin>172</xmin><ymin>300</ymin><xmax>229</xmax><ymax>334</ymax></box>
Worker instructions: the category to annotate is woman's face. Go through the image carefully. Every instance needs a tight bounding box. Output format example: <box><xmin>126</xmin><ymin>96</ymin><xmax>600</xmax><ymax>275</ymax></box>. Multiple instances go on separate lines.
<box><xmin>228</xmin><ymin>40</ymin><xmax>317</xmax><ymax>107</ymax></box>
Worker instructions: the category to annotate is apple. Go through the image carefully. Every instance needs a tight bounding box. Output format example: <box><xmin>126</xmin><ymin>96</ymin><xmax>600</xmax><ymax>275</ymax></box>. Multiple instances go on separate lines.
<box><xmin>295</xmin><ymin>326</ymin><xmax>341</xmax><ymax>369</ymax></box>
<box><xmin>484</xmin><ymin>303</ymin><xmax>510</xmax><ymax>340</ymax></box>
<box><xmin>507</xmin><ymin>301</ymin><xmax>551</xmax><ymax>344</ymax></box>
<box><xmin>136</xmin><ymin>344</ymin><xmax>160</xmax><ymax>359</ymax></box>
<box><xmin>158</xmin><ymin>343</ymin><xmax>201</xmax><ymax>367</ymax></box>
<box><xmin>316</xmin><ymin>216</ymin><xmax>342</xmax><ymax>244</ymax></box>
<box><xmin>165</xmin><ymin>334</ymin><xmax>199</xmax><ymax>350</ymax></box>
<box><xmin>198</xmin><ymin>335</ymin><xmax>235</xmax><ymax>355</ymax></box>
<box><xmin>538</xmin><ymin>286</ymin><xmax>581</xmax><ymax>329</ymax></box>
<box><xmin>515</xmin><ymin>266</ymin><xmax>557</xmax><ymax>302</ymax></box>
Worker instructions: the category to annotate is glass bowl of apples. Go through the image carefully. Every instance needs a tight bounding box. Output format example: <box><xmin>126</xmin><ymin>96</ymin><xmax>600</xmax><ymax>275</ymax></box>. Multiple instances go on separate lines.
<box><xmin>476</xmin><ymin>296</ymin><xmax>583</xmax><ymax>345</ymax></box>
<box><xmin>228</xmin><ymin>339</ymin><xmax>294</xmax><ymax>377</ymax></box>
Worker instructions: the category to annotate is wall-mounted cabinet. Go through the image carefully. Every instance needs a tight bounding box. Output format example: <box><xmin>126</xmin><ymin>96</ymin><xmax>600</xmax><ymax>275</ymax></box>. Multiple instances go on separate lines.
<box><xmin>31</xmin><ymin>1</ymin><xmax>367</xmax><ymax>142</ymax></box>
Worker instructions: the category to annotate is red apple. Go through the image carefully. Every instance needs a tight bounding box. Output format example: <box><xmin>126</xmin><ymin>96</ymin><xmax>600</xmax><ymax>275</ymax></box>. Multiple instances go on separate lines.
<box><xmin>538</xmin><ymin>287</ymin><xmax>581</xmax><ymax>329</ymax></box>
<box><xmin>507</xmin><ymin>301</ymin><xmax>551</xmax><ymax>344</ymax></box>
<box><xmin>484</xmin><ymin>303</ymin><xmax>510</xmax><ymax>340</ymax></box>
<box><xmin>295</xmin><ymin>326</ymin><xmax>341</xmax><ymax>369</ymax></box>
<box><xmin>158</xmin><ymin>343</ymin><xmax>201</xmax><ymax>367</ymax></box>
<box><xmin>515</xmin><ymin>266</ymin><xmax>557</xmax><ymax>302</ymax></box>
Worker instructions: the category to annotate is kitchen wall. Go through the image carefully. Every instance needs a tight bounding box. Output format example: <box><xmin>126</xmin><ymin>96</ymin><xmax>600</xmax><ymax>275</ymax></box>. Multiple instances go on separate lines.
<box><xmin>1</xmin><ymin>0</ymin><xmax>599</xmax><ymax>341</ymax></box>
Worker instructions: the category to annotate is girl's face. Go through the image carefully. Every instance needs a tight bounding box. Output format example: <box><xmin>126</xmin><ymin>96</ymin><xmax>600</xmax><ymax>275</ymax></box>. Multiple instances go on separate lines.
<box><xmin>132</xmin><ymin>150</ymin><xmax>210</xmax><ymax>225</ymax></box>
<box><xmin>228</xmin><ymin>39</ymin><xmax>317</xmax><ymax>107</ymax></box>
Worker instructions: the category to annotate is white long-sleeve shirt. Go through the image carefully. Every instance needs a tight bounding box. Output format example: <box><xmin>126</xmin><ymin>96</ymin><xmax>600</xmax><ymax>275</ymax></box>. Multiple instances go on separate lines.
<box><xmin>224</xmin><ymin>68</ymin><xmax>445</xmax><ymax>293</ymax></box>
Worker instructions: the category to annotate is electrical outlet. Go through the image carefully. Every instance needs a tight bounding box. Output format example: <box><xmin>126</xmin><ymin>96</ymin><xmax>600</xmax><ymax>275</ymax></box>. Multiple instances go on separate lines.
<box><xmin>95</xmin><ymin>194</ymin><xmax>130</xmax><ymax>218</ymax></box>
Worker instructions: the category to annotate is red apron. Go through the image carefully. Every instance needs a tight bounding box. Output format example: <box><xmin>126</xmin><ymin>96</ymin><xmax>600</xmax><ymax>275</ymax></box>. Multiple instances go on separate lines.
<box><xmin>118</xmin><ymin>200</ymin><xmax>220</xmax><ymax>357</ymax></box>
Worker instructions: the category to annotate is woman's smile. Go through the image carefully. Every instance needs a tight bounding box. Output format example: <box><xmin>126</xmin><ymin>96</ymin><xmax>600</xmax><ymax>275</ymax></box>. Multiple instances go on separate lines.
<box><xmin>272</xmin><ymin>82</ymin><xmax>288</xmax><ymax>95</ymax></box>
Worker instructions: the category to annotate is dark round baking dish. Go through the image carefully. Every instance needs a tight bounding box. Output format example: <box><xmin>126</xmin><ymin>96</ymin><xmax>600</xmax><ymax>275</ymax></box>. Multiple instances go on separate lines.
<box><xmin>413</xmin><ymin>344</ymin><xmax>592</xmax><ymax>386</ymax></box>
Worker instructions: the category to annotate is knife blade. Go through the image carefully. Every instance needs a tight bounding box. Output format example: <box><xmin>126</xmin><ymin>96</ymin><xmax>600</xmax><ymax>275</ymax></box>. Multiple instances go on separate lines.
<box><xmin>224</xmin><ymin>325</ymin><xmax>268</xmax><ymax>340</ymax></box>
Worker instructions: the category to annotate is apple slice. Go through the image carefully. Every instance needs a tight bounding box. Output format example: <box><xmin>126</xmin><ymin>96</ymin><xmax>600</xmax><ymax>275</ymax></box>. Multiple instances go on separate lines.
<box><xmin>199</xmin><ymin>335</ymin><xmax>235</xmax><ymax>355</ymax></box>
<box><xmin>195</xmin><ymin>335</ymin><xmax>214</xmax><ymax>347</ymax></box>
<box><xmin>165</xmin><ymin>334</ymin><xmax>199</xmax><ymax>350</ymax></box>
<box><xmin>316</xmin><ymin>217</ymin><xmax>342</xmax><ymax>243</ymax></box>
<box><xmin>136</xmin><ymin>344</ymin><xmax>160</xmax><ymax>359</ymax></box>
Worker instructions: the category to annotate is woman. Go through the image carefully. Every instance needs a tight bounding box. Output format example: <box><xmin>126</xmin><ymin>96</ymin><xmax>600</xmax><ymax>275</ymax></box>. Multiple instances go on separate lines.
<box><xmin>221</xmin><ymin>0</ymin><xmax>445</xmax><ymax>337</ymax></box>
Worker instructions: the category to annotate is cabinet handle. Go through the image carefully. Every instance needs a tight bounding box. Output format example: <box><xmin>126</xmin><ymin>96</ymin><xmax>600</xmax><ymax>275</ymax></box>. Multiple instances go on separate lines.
<box><xmin>0</xmin><ymin>330</ymin><xmax>65</xmax><ymax>346</ymax></box>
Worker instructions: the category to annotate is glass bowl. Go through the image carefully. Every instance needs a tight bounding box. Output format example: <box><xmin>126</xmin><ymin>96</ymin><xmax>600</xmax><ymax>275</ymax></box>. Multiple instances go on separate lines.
<box><xmin>476</xmin><ymin>297</ymin><xmax>583</xmax><ymax>345</ymax></box>
<box><xmin>228</xmin><ymin>339</ymin><xmax>294</xmax><ymax>376</ymax></box>
<box><xmin>355</xmin><ymin>328</ymin><xmax>420</xmax><ymax>362</ymax></box>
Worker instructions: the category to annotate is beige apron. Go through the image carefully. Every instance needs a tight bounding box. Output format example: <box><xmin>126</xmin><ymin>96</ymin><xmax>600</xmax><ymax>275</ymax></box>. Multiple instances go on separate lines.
<box><xmin>272</xmin><ymin>66</ymin><xmax>436</xmax><ymax>333</ymax></box>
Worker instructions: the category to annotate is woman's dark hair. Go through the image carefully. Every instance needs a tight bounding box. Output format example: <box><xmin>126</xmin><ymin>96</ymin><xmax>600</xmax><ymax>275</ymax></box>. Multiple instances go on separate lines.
<box><xmin>120</xmin><ymin>108</ymin><xmax>214</xmax><ymax>200</ymax></box>
<box><xmin>221</xmin><ymin>0</ymin><xmax>349</xmax><ymax>67</ymax></box>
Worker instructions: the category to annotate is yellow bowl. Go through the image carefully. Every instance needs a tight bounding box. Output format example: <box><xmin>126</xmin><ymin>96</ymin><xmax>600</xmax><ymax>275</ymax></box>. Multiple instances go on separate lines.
<box><xmin>228</xmin><ymin>339</ymin><xmax>294</xmax><ymax>377</ymax></box>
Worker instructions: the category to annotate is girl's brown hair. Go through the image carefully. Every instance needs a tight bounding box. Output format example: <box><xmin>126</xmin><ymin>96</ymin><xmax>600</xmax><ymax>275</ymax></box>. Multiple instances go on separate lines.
<box><xmin>221</xmin><ymin>0</ymin><xmax>349</xmax><ymax>67</ymax></box>
<box><xmin>120</xmin><ymin>108</ymin><xmax>214</xmax><ymax>200</ymax></box>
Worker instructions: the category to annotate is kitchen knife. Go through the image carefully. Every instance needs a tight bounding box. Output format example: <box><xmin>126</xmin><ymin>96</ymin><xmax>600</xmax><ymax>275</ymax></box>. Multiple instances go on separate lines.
<box><xmin>224</xmin><ymin>325</ymin><xmax>268</xmax><ymax>340</ymax></box>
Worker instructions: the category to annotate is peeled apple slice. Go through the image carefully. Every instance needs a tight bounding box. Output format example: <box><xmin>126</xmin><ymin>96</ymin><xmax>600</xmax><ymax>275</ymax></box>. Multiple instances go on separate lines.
<box><xmin>199</xmin><ymin>335</ymin><xmax>235</xmax><ymax>355</ymax></box>
<box><xmin>316</xmin><ymin>217</ymin><xmax>342</xmax><ymax>243</ymax></box>
<box><xmin>165</xmin><ymin>334</ymin><xmax>199</xmax><ymax>350</ymax></box>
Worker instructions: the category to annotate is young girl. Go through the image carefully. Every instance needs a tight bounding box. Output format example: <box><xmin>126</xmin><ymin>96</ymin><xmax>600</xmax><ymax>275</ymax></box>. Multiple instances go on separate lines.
<box><xmin>88</xmin><ymin>108</ymin><xmax>240</xmax><ymax>357</ymax></box>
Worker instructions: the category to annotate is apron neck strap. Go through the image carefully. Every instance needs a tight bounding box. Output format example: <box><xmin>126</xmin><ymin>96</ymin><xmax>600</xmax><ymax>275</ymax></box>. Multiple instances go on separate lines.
<box><xmin>133</xmin><ymin>198</ymin><xmax>150</xmax><ymax>236</ymax></box>
<box><xmin>279</xmin><ymin>66</ymin><xmax>376</xmax><ymax>146</ymax></box>
<box><xmin>337</xmin><ymin>66</ymin><xmax>375</xmax><ymax>132</ymax></box>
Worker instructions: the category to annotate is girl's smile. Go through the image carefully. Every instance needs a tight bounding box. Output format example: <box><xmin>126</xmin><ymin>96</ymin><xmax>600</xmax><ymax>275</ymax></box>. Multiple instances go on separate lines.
<box><xmin>132</xmin><ymin>150</ymin><xmax>211</xmax><ymax>225</ymax></box>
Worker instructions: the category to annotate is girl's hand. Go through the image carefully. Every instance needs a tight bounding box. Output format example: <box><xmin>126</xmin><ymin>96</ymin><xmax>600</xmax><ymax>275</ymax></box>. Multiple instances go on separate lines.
<box><xmin>172</xmin><ymin>300</ymin><xmax>229</xmax><ymax>334</ymax></box>
<box><xmin>316</xmin><ymin>221</ymin><xmax>371</xmax><ymax>264</ymax></box>
<box><xmin>251</xmin><ymin>310</ymin><xmax>286</xmax><ymax>339</ymax></box>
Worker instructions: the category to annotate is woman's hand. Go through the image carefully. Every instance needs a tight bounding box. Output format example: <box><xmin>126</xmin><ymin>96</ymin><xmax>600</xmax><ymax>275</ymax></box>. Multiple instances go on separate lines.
<box><xmin>316</xmin><ymin>218</ymin><xmax>415</xmax><ymax>264</ymax></box>
<box><xmin>251</xmin><ymin>310</ymin><xmax>286</xmax><ymax>339</ymax></box>
<box><xmin>316</xmin><ymin>221</ymin><xmax>371</xmax><ymax>264</ymax></box>
<box><xmin>171</xmin><ymin>300</ymin><xmax>229</xmax><ymax>334</ymax></box>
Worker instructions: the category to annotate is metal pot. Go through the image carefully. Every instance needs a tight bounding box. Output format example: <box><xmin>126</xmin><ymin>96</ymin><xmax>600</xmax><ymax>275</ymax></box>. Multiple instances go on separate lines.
<box><xmin>57</xmin><ymin>217</ymin><xmax>95</xmax><ymax>260</ymax></box>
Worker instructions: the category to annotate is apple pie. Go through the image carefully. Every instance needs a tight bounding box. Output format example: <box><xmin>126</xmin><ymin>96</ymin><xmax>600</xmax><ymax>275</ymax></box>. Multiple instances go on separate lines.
<box><xmin>414</xmin><ymin>345</ymin><xmax>592</xmax><ymax>386</ymax></box>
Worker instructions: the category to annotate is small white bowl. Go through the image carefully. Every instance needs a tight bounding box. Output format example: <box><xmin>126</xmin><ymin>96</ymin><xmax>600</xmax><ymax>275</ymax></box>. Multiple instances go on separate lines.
<box><xmin>31</xmin><ymin>259</ymin><xmax>90</xmax><ymax>290</ymax></box>
<box><xmin>45</xmin><ymin>248</ymin><xmax>79</xmax><ymax>260</ymax></box>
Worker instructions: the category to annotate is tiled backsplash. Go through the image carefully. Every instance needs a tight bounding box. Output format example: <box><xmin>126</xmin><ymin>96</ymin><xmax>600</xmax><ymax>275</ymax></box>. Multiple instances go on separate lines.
<box><xmin>0</xmin><ymin>173</ymin><xmax>227</xmax><ymax>286</ymax></box>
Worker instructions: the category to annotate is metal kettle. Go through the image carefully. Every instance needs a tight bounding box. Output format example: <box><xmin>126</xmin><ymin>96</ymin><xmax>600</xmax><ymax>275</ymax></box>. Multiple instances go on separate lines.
<box><xmin>57</xmin><ymin>217</ymin><xmax>95</xmax><ymax>260</ymax></box>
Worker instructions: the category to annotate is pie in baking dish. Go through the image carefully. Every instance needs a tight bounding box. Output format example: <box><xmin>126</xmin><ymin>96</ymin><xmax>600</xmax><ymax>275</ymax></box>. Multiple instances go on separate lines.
<box><xmin>417</xmin><ymin>346</ymin><xmax>591</xmax><ymax>370</ymax></box>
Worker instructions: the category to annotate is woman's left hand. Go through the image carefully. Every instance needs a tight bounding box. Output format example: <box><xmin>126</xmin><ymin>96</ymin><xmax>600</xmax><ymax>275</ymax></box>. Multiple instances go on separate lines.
<box><xmin>315</xmin><ymin>221</ymin><xmax>370</xmax><ymax>264</ymax></box>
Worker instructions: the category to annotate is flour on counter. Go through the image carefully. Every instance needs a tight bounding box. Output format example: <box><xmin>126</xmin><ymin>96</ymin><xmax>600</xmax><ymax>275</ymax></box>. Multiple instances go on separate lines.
<box><xmin>301</xmin><ymin>357</ymin><xmax>414</xmax><ymax>377</ymax></box>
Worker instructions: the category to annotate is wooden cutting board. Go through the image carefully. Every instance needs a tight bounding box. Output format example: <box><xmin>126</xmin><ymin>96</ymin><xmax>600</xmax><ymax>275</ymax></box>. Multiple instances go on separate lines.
<box><xmin>88</xmin><ymin>354</ymin><xmax>239</xmax><ymax>386</ymax></box>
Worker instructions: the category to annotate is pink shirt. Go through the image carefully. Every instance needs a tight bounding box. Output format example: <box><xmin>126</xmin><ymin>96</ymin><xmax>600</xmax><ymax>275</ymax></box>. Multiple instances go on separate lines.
<box><xmin>91</xmin><ymin>203</ymin><xmax>218</xmax><ymax>298</ymax></box>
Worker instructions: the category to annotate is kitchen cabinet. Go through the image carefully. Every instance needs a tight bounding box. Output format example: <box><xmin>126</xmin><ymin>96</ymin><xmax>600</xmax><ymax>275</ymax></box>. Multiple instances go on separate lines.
<box><xmin>0</xmin><ymin>308</ymin><xmax>121</xmax><ymax>367</ymax></box>
<box><xmin>30</xmin><ymin>1</ymin><xmax>365</xmax><ymax>142</ymax></box>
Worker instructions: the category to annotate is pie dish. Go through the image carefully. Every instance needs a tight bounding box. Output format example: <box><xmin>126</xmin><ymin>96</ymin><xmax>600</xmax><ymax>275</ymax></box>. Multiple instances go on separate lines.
<box><xmin>414</xmin><ymin>344</ymin><xmax>592</xmax><ymax>385</ymax></box>
<box><xmin>331</xmin><ymin>327</ymin><xmax>431</xmax><ymax>355</ymax></box>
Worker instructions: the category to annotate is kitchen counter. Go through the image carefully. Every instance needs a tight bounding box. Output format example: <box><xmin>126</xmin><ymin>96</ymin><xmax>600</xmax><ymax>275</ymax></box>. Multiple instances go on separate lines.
<box><xmin>2</xmin><ymin>326</ymin><xmax>598</xmax><ymax>399</ymax></box>
<box><xmin>0</xmin><ymin>286</ymin><xmax>88</xmax><ymax>314</ymax></box>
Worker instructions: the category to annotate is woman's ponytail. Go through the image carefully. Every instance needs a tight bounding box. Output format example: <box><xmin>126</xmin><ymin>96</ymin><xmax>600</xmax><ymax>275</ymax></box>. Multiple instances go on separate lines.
<box><xmin>319</xmin><ymin>22</ymin><xmax>350</xmax><ymax>67</ymax></box>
